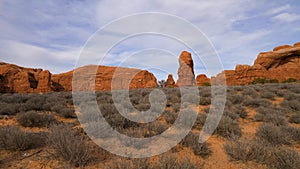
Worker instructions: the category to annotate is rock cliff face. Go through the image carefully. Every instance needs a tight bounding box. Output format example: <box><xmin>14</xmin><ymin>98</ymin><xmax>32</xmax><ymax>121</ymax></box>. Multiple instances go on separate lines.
<box><xmin>0</xmin><ymin>63</ymin><xmax>157</xmax><ymax>93</ymax></box>
<box><xmin>214</xmin><ymin>42</ymin><xmax>300</xmax><ymax>85</ymax></box>
<box><xmin>0</xmin><ymin>62</ymin><xmax>52</xmax><ymax>93</ymax></box>
<box><xmin>165</xmin><ymin>74</ymin><xmax>176</xmax><ymax>88</ymax></box>
<box><xmin>176</xmin><ymin>51</ymin><xmax>196</xmax><ymax>86</ymax></box>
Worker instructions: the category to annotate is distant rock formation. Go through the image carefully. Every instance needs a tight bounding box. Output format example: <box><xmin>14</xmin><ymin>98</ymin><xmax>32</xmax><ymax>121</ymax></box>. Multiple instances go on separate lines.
<box><xmin>0</xmin><ymin>62</ymin><xmax>52</xmax><ymax>93</ymax></box>
<box><xmin>53</xmin><ymin>65</ymin><xmax>158</xmax><ymax>91</ymax></box>
<box><xmin>1</xmin><ymin>41</ymin><xmax>300</xmax><ymax>93</ymax></box>
<box><xmin>214</xmin><ymin>42</ymin><xmax>300</xmax><ymax>85</ymax></box>
<box><xmin>165</xmin><ymin>74</ymin><xmax>176</xmax><ymax>88</ymax></box>
<box><xmin>176</xmin><ymin>51</ymin><xmax>196</xmax><ymax>86</ymax></box>
<box><xmin>196</xmin><ymin>74</ymin><xmax>211</xmax><ymax>86</ymax></box>
<box><xmin>0</xmin><ymin>63</ymin><xmax>157</xmax><ymax>93</ymax></box>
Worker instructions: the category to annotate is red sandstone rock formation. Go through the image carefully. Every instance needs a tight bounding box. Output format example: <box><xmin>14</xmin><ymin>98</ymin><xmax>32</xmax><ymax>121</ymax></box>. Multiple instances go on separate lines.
<box><xmin>196</xmin><ymin>74</ymin><xmax>211</xmax><ymax>86</ymax></box>
<box><xmin>176</xmin><ymin>51</ymin><xmax>196</xmax><ymax>86</ymax></box>
<box><xmin>214</xmin><ymin>42</ymin><xmax>300</xmax><ymax>85</ymax></box>
<box><xmin>0</xmin><ymin>63</ymin><xmax>157</xmax><ymax>93</ymax></box>
<box><xmin>53</xmin><ymin>65</ymin><xmax>158</xmax><ymax>91</ymax></box>
<box><xmin>165</xmin><ymin>74</ymin><xmax>176</xmax><ymax>88</ymax></box>
<box><xmin>0</xmin><ymin>62</ymin><xmax>52</xmax><ymax>93</ymax></box>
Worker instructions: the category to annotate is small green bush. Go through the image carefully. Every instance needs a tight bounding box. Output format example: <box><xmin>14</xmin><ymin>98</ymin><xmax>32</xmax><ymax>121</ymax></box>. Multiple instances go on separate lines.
<box><xmin>283</xmin><ymin>78</ymin><xmax>297</xmax><ymax>83</ymax></box>
<box><xmin>249</xmin><ymin>78</ymin><xmax>279</xmax><ymax>84</ymax></box>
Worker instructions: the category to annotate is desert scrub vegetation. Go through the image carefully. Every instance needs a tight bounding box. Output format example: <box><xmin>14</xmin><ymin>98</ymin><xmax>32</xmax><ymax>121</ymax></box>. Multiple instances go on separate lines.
<box><xmin>214</xmin><ymin>115</ymin><xmax>242</xmax><ymax>139</ymax></box>
<box><xmin>47</xmin><ymin>124</ymin><xmax>93</xmax><ymax>167</ymax></box>
<box><xmin>0</xmin><ymin>92</ymin><xmax>75</xmax><ymax>118</ymax></box>
<box><xmin>224</xmin><ymin>139</ymin><xmax>300</xmax><ymax>169</ymax></box>
<box><xmin>0</xmin><ymin>126</ymin><xmax>45</xmax><ymax>151</ymax></box>
<box><xmin>180</xmin><ymin>132</ymin><xmax>212</xmax><ymax>158</ymax></box>
<box><xmin>289</xmin><ymin>113</ymin><xmax>300</xmax><ymax>124</ymax></box>
<box><xmin>254</xmin><ymin>107</ymin><xmax>288</xmax><ymax>126</ymax></box>
<box><xmin>17</xmin><ymin>111</ymin><xmax>57</xmax><ymax>127</ymax></box>
<box><xmin>256</xmin><ymin>123</ymin><xmax>300</xmax><ymax>145</ymax></box>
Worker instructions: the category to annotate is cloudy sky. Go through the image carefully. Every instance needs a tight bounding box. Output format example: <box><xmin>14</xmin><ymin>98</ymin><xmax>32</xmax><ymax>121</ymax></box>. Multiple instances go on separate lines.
<box><xmin>1</xmin><ymin>0</ymin><xmax>300</xmax><ymax>80</ymax></box>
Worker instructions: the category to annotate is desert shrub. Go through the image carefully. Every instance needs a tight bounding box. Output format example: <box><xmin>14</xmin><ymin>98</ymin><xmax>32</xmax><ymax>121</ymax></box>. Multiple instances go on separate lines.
<box><xmin>23</xmin><ymin>95</ymin><xmax>47</xmax><ymax>111</ymax></box>
<box><xmin>281</xmin><ymin>100</ymin><xmax>300</xmax><ymax>111</ymax></box>
<box><xmin>214</xmin><ymin>115</ymin><xmax>242</xmax><ymax>139</ymax></box>
<box><xmin>261</xmin><ymin>91</ymin><xmax>276</xmax><ymax>100</ymax></box>
<box><xmin>263</xmin><ymin>113</ymin><xmax>287</xmax><ymax>126</ymax></box>
<box><xmin>199</xmin><ymin>97</ymin><xmax>211</xmax><ymax>105</ymax></box>
<box><xmin>104</xmin><ymin>158</ymin><xmax>151</xmax><ymax>169</ymax></box>
<box><xmin>255</xmin><ymin>108</ymin><xmax>288</xmax><ymax>125</ymax></box>
<box><xmin>241</xmin><ymin>87</ymin><xmax>258</xmax><ymax>98</ymax></box>
<box><xmin>267</xmin><ymin>147</ymin><xmax>300</xmax><ymax>169</ymax></box>
<box><xmin>227</xmin><ymin>94</ymin><xmax>243</xmax><ymax>104</ymax></box>
<box><xmin>199</xmin><ymin>87</ymin><xmax>211</xmax><ymax>97</ymax></box>
<box><xmin>163</xmin><ymin>109</ymin><xmax>178</xmax><ymax>124</ymax></box>
<box><xmin>17</xmin><ymin>111</ymin><xmax>57</xmax><ymax>127</ymax></box>
<box><xmin>47</xmin><ymin>124</ymin><xmax>92</xmax><ymax>167</ymax></box>
<box><xmin>0</xmin><ymin>103</ymin><xmax>19</xmax><ymax>115</ymax></box>
<box><xmin>51</xmin><ymin>104</ymin><xmax>76</xmax><ymax>118</ymax></box>
<box><xmin>224</xmin><ymin>139</ymin><xmax>269</xmax><ymax>163</ymax></box>
<box><xmin>283</xmin><ymin>78</ymin><xmax>297</xmax><ymax>83</ymax></box>
<box><xmin>289</xmin><ymin>85</ymin><xmax>300</xmax><ymax>94</ymax></box>
<box><xmin>222</xmin><ymin>109</ymin><xmax>239</xmax><ymax>120</ymax></box>
<box><xmin>194</xmin><ymin>113</ymin><xmax>207</xmax><ymax>130</ymax></box>
<box><xmin>234</xmin><ymin>105</ymin><xmax>248</xmax><ymax>118</ymax></box>
<box><xmin>158</xmin><ymin>153</ymin><xmax>204</xmax><ymax>169</ymax></box>
<box><xmin>180</xmin><ymin>132</ymin><xmax>212</xmax><ymax>158</ymax></box>
<box><xmin>59</xmin><ymin>108</ymin><xmax>76</xmax><ymax>118</ymax></box>
<box><xmin>282</xmin><ymin>126</ymin><xmax>300</xmax><ymax>142</ymax></box>
<box><xmin>0</xmin><ymin>126</ymin><xmax>45</xmax><ymax>151</ymax></box>
<box><xmin>134</xmin><ymin>103</ymin><xmax>151</xmax><ymax>111</ymax></box>
<box><xmin>289</xmin><ymin>114</ymin><xmax>300</xmax><ymax>124</ymax></box>
<box><xmin>282</xmin><ymin>92</ymin><xmax>299</xmax><ymax>100</ymax></box>
<box><xmin>202</xmin><ymin>82</ymin><xmax>211</xmax><ymax>86</ymax></box>
<box><xmin>256</xmin><ymin>124</ymin><xmax>292</xmax><ymax>145</ymax></box>
<box><xmin>243</xmin><ymin>98</ymin><xmax>270</xmax><ymax>108</ymax></box>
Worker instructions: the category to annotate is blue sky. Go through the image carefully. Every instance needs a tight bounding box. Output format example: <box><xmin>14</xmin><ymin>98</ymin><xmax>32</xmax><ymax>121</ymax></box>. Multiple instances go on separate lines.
<box><xmin>0</xmin><ymin>0</ymin><xmax>300</xmax><ymax>80</ymax></box>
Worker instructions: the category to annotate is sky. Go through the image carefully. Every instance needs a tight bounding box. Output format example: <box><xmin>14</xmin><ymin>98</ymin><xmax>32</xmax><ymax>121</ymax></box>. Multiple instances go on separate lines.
<box><xmin>0</xmin><ymin>0</ymin><xmax>300</xmax><ymax>80</ymax></box>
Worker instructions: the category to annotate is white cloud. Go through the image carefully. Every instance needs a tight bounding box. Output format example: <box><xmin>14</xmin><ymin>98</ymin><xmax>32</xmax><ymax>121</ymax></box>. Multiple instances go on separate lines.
<box><xmin>0</xmin><ymin>0</ymin><xmax>300</xmax><ymax>78</ymax></box>
<box><xmin>0</xmin><ymin>40</ymin><xmax>79</xmax><ymax>73</ymax></box>
<box><xmin>266</xmin><ymin>4</ymin><xmax>291</xmax><ymax>15</ymax></box>
<box><xmin>272</xmin><ymin>12</ymin><xmax>300</xmax><ymax>23</ymax></box>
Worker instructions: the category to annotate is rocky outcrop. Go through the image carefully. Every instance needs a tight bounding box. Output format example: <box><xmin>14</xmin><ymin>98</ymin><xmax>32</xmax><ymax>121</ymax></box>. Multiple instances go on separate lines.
<box><xmin>0</xmin><ymin>62</ymin><xmax>52</xmax><ymax>93</ymax></box>
<box><xmin>53</xmin><ymin>65</ymin><xmax>158</xmax><ymax>91</ymax></box>
<box><xmin>214</xmin><ymin>42</ymin><xmax>300</xmax><ymax>85</ymax></box>
<box><xmin>165</xmin><ymin>74</ymin><xmax>176</xmax><ymax>88</ymax></box>
<box><xmin>176</xmin><ymin>51</ymin><xmax>196</xmax><ymax>86</ymax></box>
<box><xmin>196</xmin><ymin>74</ymin><xmax>211</xmax><ymax>86</ymax></box>
<box><xmin>0</xmin><ymin>63</ymin><xmax>157</xmax><ymax>93</ymax></box>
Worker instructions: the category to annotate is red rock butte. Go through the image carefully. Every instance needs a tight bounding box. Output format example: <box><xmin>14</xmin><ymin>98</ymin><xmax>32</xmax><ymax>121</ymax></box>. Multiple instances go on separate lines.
<box><xmin>1</xmin><ymin>41</ymin><xmax>300</xmax><ymax>93</ymax></box>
